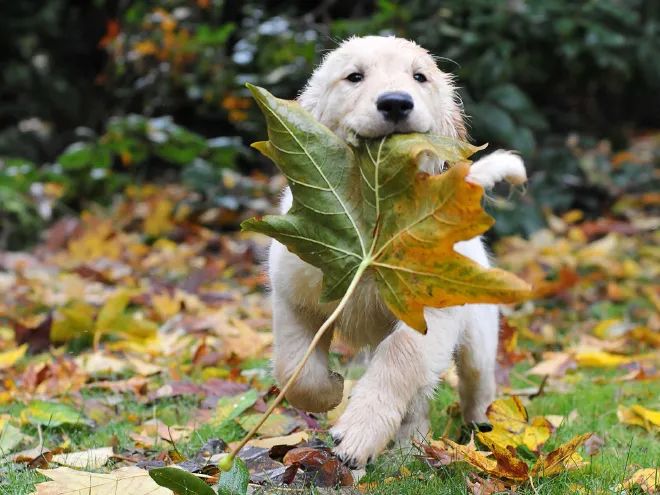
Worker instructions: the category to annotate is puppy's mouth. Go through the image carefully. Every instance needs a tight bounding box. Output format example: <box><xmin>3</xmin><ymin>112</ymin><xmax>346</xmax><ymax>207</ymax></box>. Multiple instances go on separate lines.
<box><xmin>353</xmin><ymin>125</ymin><xmax>431</xmax><ymax>140</ymax></box>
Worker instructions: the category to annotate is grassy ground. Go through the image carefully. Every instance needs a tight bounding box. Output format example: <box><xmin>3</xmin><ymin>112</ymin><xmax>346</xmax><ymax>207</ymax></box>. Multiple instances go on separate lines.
<box><xmin>0</xmin><ymin>183</ymin><xmax>657</xmax><ymax>494</ymax></box>
<box><xmin>2</xmin><ymin>364</ymin><xmax>657</xmax><ymax>494</ymax></box>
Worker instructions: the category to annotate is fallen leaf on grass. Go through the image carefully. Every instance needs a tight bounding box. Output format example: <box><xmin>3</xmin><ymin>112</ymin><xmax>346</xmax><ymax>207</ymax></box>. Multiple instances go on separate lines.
<box><xmin>0</xmin><ymin>343</ymin><xmax>28</xmax><ymax>370</ymax></box>
<box><xmin>527</xmin><ymin>352</ymin><xmax>576</xmax><ymax>377</ymax></box>
<box><xmin>217</xmin><ymin>457</ymin><xmax>250</xmax><ymax>495</ymax></box>
<box><xmin>583</xmin><ymin>434</ymin><xmax>605</xmax><ymax>456</ymax></box>
<box><xmin>149</xmin><ymin>466</ymin><xmax>215</xmax><ymax>495</ymax></box>
<box><xmin>0</xmin><ymin>417</ymin><xmax>30</xmax><ymax>453</ymax></box>
<box><xmin>432</xmin><ymin>431</ymin><xmax>592</xmax><ymax>483</ymax></box>
<box><xmin>619</xmin><ymin>468</ymin><xmax>659</xmax><ymax>494</ymax></box>
<box><xmin>214</xmin><ymin>390</ymin><xmax>259</xmax><ymax>424</ymax></box>
<box><xmin>617</xmin><ymin>404</ymin><xmax>660</xmax><ymax>432</ymax></box>
<box><xmin>419</xmin><ymin>437</ymin><xmax>489</xmax><ymax>468</ymax></box>
<box><xmin>283</xmin><ymin>446</ymin><xmax>353</xmax><ymax>487</ymax></box>
<box><xmin>75</xmin><ymin>352</ymin><xmax>128</xmax><ymax>375</ymax></box>
<box><xmin>32</xmin><ymin>466</ymin><xmax>173</xmax><ymax>494</ymax></box>
<box><xmin>246</xmin><ymin>431</ymin><xmax>308</xmax><ymax>449</ymax></box>
<box><xmin>574</xmin><ymin>351</ymin><xmax>632</xmax><ymax>368</ymax></box>
<box><xmin>477</xmin><ymin>396</ymin><xmax>553</xmax><ymax>452</ymax></box>
<box><xmin>463</xmin><ymin>435</ymin><xmax>529</xmax><ymax>481</ymax></box>
<box><xmin>466</xmin><ymin>473</ymin><xmax>516</xmax><ymax>495</ymax></box>
<box><xmin>131</xmin><ymin>419</ymin><xmax>193</xmax><ymax>448</ymax></box>
<box><xmin>51</xmin><ymin>447</ymin><xmax>114</xmax><ymax>469</ymax></box>
<box><xmin>21</xmin><ymin>400</ymin><xmax>91</xmax><ymax>427</ymax></box>
<box><xmin>237</xmin><ymin>413</ymin><xmax>304</xmax><ymax>437</ymax></box>
<box><xmin>529</xmin><ymin>433</ymin><xmax>591</xmax><ymax>477</ymax></box>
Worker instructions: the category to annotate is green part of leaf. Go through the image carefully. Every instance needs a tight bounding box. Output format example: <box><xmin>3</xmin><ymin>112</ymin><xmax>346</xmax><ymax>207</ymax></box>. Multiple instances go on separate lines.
<box><xmin>217</xmin><ymin>457</ymin><xmax>249</xmax><ymax>495</ymax></box>
<box><xmin>149</xmin><ymin>467</ymin><xmax>216</xmax><ymax>495</ymax></box>
<box><xmin>214</xmin><ymin>389</ymin><xmax>259</xmax><ymax>425</ymax></box>
<box><xmin>23</xmin><ymin>400</ymin><xmax>90</xmax><ymax>427</ymax></box>
<box><xmin>0</xmin><ymin>422</ymin><xmax>27</xmax><ymax>453</ymax></box>
<box><xmin>242</xmin><ymin>85</ymin><xmax>532</xmax><ymax>332</ymax></box>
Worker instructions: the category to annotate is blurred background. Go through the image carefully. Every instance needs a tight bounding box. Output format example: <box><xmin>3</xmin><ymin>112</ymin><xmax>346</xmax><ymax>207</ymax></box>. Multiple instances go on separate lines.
<box><xmin>1</xmin><ymin>0</ymin><xmax>658</xmax><ymax>249</ymax></box>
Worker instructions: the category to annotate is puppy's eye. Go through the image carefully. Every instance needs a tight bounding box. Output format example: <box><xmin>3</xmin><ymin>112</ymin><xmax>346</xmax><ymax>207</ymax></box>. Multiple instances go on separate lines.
<box><xmin>346</xmin><ymin>72</ymin><xmax>364</xmax><ymax>83</ymax></box>
<box><xmin>413</xmin><ymin>73</ymin><xmax>428</xmax><ymax>83</ymax></box>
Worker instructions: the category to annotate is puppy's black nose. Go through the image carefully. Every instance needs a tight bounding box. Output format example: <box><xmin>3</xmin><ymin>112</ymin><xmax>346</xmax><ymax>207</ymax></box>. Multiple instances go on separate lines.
<box><xmin>376</xmin><ymin>91</ymin><xmax>414</xmax><ymax>122</ymax></box>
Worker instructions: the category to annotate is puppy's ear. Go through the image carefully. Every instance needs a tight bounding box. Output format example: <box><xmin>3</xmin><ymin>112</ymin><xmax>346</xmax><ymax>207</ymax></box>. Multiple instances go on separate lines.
<box><xmin>433</xmin><ymin>71</ymin><xmax>468</xmax><ymax>141</ymax></box>
<box><xmin>452</xmin><ymin>108</ymin><xmax>468</xmax><ymax>141</ymax></box>
<box><xmin>297</xmin><ymin>83</ymin><xmax>319</xmax><ymax>116</ymax></box>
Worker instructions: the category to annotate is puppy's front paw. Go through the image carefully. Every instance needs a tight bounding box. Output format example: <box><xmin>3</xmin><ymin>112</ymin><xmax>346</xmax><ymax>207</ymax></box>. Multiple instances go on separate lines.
<box><xmin>285</xmin><ymin>370</ymin><xmax>344</xmax><ymax>413</ymax></box>
<box><xmin>330</xmin><ymin>398</ymin><xmax>401</xmax><ymax>468</ymax></box>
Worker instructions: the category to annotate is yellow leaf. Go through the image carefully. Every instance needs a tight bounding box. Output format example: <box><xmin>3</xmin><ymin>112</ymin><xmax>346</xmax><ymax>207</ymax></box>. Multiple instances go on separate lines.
<box><xmin>133</xmin><ymin>40</ymin><xmax>159</xmax><ymax>56</ymax></box>
<box><xmin>32</xmin><ymin>466</ymin><xmax>173</xmax><ymax>494</ymax></box>
<box><xmin>67</xmin><ymin>220</ymin><xmax>121</xmax><ymax>262</ymax></box>
<box><xmin>592</xmin><ymin>319</ymin><xmax>627</xmax><ymax>339</ymax></box>
<box><xmin>477</xmin><ymin>396</ymin><xmax>552</xmax><ymax>452</ymax></box>
<box><xmin>152</xmin><ymin>292</ymin><xmax>181</xmax><ymax>321</ymax></box>
<box><xmin>96</xmin><ymin>290</ymin><xmax>133</xmax><ymax>334</ymax></box>
<box><xmin>143</xmin><ymin>198</ymin><xmax>174</xmax><ymax>237</ymax></box>
<box><xmin>574</xmin><ymin>351</ymin><xmax>630</xmax><ymax>368</ymax></box>
<box><xmin>617</xmin><ymin>404</ymin><xmax>660</xmax><ymax>432</ymax></box>
<box><xmin>620</xmin><ymin>468</ymin><xmax>659</xmax><ymax>494</ymax></box>
<box><xmin>0</xmin><ymin>344</ymin><xmax>27</xmax><ymax>370</ymax></box>
<box><xmin>51</xmin><ymin>301</ymin><xmax>95</xmax><ymax>342</ymax></box>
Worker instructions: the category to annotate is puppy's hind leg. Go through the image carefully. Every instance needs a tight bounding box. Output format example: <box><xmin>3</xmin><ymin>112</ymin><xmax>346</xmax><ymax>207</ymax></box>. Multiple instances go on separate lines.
<box><xmin>455</xmin><ymin>304</ymin><xmax>499</xmax><ymax>429</ymax></box>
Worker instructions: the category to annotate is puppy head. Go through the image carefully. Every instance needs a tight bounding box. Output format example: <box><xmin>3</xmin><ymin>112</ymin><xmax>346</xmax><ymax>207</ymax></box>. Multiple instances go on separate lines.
<box><xmin>298</xmin><ymin>36</ymin><xmax>466</xmax><ymax>144</ymax></box>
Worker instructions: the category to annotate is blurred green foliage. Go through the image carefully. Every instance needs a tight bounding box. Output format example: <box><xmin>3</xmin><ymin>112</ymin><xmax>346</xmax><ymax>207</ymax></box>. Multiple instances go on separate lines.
<box><xmin>1</xmin><ymin>0</ymin><xmax>658</xmax><ymax>248</ymax></box>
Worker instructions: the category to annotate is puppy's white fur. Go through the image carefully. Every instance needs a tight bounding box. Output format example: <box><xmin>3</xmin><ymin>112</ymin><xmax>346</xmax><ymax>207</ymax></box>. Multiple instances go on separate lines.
<box><xmin>268</xmin><ymin>36</ymin><xmax>527</xmax><ymax>467</ymax></box>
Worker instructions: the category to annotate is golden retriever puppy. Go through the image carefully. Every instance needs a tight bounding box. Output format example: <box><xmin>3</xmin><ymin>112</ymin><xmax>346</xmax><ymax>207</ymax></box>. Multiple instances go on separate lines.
<box><xmin>268</xmin><ymin>36</ymin><xmax>526</xmax><ymax>467</ymax></box>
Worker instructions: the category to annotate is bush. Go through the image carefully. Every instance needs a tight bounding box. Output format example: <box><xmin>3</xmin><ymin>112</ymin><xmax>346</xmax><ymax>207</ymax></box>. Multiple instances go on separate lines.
<box><xmin>1</xmin><ymin>0</ymin><xmax>658</xmax><ymax>246</ymax></box>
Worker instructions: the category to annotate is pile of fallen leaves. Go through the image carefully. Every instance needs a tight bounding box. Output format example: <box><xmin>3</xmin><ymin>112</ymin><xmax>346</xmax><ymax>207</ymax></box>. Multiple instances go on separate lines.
<box><xmin>0</xmin><ymin>134</ymin><xmax>658</xmax><ymax>494</ymax></box>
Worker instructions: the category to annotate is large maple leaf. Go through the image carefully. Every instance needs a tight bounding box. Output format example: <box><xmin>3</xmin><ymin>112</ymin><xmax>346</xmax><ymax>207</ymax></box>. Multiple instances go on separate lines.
<box><xmin>242</xmin><ymin>85</ymin><xmax>531</xmax><ymax>332</ymax></box>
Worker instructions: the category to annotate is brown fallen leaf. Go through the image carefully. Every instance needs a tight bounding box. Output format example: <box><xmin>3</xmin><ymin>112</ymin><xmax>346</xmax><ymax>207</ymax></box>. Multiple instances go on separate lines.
<box><xmin>529</xmin><ymin>433</ymin><xmax>592</xmax><ymax>477</ymax></box>
<box><xmin>0</xmin><ymin>344</ymin><xmax>28</xmax><ymax>370</ymax></box>
<box><xmin>419</xmin><ymin>437</ymin><xmax>490</xmax><ymax>468</ymax></box>
<box><xmin>466</xmin><ymin>472</ymin><xmax>516</xmax><ymax>494</ymax></box>
<box><xmin>451</xmin><ymin>431</ymin><xmax>591</xmax><ymax>482</ymax></box>
<box><xmin>32</xmin><ymin>466</ymin><xmax>173</xmax><ymax>494</ymax></box>
<box><xmin>283</xmin><ymin>447</ymin><xmax>353</xmax><ymax>487</ymax></box>
<box><xmin>131</xmin><ymin>419</ymin><xmax>193</xmax><ymax>449</ymax></box>
<box><xmin>617</xmin><ymin>404</ymin><xmax>660</xmax><ymax>432</ymax></box>
<box><xmin>583</xmin><ymin>434</ymin><xmax>605</xmax><ymax>456</ymax></box>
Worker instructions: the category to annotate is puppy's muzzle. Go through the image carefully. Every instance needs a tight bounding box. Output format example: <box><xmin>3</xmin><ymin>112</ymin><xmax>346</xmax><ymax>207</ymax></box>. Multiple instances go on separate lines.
<box><xmin>376</xmin><ymin>91</ymin><xmax>414</xmax><ymax>123</ymax></box>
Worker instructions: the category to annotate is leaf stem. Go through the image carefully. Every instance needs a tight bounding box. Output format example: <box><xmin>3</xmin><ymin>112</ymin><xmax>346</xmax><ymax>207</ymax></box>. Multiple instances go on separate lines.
<box><xmin>221</xmin><ymin>261</ymin><xmax>369</xmax><ymax>468</ymax></box>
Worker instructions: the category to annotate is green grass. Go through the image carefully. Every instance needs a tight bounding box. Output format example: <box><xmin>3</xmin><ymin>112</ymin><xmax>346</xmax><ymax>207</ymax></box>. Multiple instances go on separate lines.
<box><xmin>1</xmin><ymin>370</ymin><xmax>658</xmax><ymax>495</ymax></box>
<box><xmin>360</xmin><ymin>372</ymin><xmax>659</xmax><ymax>495</ymax></box>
